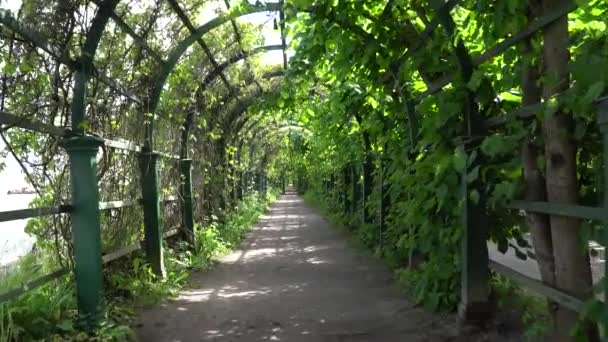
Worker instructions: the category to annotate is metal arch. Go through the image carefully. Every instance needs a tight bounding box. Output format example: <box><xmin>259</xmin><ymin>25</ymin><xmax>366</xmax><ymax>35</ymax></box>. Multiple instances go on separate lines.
<box><xmin>197</xmin><ymin>45</ymin><xmax>283</xmax><ymax>95</ymax></box>
<box><xmin>202</xmin><ymin>70</ymin><xmax>283</xmax><ymax>138</ymax></box>
<box><xmin>241</xmin><ymin>123</ymin><xmax>304</xmax><ymax>157</ymax></box>
<box><xmin>428</xmin><ymin>0</ymin><xmax>487</xmax><ymax>136</ymax></box>
<box><xmin>234</xmin><ymin>121</ymin><xmax>310</xmax><ymax>172</ymax></box>
<box><xmin>228</xmin><ymin>84</ymin><xmax>287</xmax><ymax>141</ymax></box>
<box><xmin>180</xmin><ymin>70</ymin><xmax>284</xmax><ymax>158</ymax></box>
<box><xmin>240</xmin><ymin>125</ymin><xmax>289</xmax><ymax>170</ymax></box>
<box><xmin>0</xmin><ymin>5</ymin><xmax>142</xmax><ymax>105</ymax></box>
<box><xmin>196</xmin><ymin>83</ymin><xmax>282</xmax><ymax>145</ymax></box>
<box><xmin>167</xmin><ymin>0</ymin><xmax>232</xmax><ymax>90</ymax></box>
<box><xmin>223</xmin><ymin>85</ymin><xmax>284</xmax><ymax>139</ymax></box>
<box><xmin>147</xmin><ymin>2</ymin><xmax>283</xmax><ymax>146</ymax></box>
<box><xmin>235</xmin><ymin>112</ymin><xmax>309</xmax><ymax>151</ymax></box>
<box><xmin>71</xmin><ymin>0</ymin><xmax>121</xmax><ymax>131</ymax></box>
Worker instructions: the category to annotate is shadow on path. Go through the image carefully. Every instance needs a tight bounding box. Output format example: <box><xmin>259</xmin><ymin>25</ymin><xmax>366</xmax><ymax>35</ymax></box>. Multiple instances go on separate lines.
<box><xmin>136</xmin><ymin>192</ymin><xmax>515</xmax><ymax>341</ymax></box>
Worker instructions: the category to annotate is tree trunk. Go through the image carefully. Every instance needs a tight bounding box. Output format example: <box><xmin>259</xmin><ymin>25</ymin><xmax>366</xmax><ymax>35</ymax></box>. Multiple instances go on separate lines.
<box><xmin>520</xmin><ymin>2</ymin><xmax>557</xmax><ymax>328</ymax></box>
<box><xmin>541</xmin><ymin>0</ymin><xmax>598</xmax><ymax>339</ymax></box>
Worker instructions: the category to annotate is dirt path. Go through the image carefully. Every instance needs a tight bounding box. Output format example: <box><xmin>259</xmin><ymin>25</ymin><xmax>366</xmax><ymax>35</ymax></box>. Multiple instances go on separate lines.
<box><xmin>136</xmin><ymin>192</ymin><xmax>515</xmax><ymax>341</ymax></box>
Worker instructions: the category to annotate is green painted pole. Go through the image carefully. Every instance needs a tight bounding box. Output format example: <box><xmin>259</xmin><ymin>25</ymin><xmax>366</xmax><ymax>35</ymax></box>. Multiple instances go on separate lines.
<box><xmin>139</xmin><ymin>151</ymin><xmax>165</xmax><ymax>277</ymax></box>
<box><xmin>458</xmin><ymin>146</ymin><xmax>490</xmax><ymax>323</ymax></box>
<box><xmin>64</xmin><ymin>135</ymin><xmax>104</xmax><ymax>329</ymax></box>
<box><xmin>352</xmin><ymin>165</ymin><xmax>359</xmax><ymax>215</ymax></box>
<box><xmin>597</xmin><ymin>98</ymin><xmax>608</xmax><ymax>305</ymax></box>
<box><xmin>363</xmin><ymin>157</ymin><xmax>373</xmax><ymax>224</ymax></box>
<box><xmin>179</xmin><ymin>159</ymin><xmax>196</xmax><ymax>246</ymax></box>
<box><xmin>262</xmin><ymin>173</ymin><xmax>268</xmax><ymax>198</ymax></box>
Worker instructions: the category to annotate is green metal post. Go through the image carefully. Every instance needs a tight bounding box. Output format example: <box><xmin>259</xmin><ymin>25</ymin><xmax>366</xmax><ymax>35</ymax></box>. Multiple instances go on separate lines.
<box><xmin>64</xmin><ymin>135</ymin><xmax>104</xmax><ymax>328</ymax></box>
<box><xmin>179</xmin><ymin>159</ymin><xmax>196</xmax><ymax>245</ymax></box>
<box><xmin>380</xmin><ymin>158</ymin><xmax>390</xmax><ymax>251</ymax></box>
<box><xmin>282</xmin><ymin>171</ymin><xmax>286</xmax><ymax>194</ymax></box>
<box><xmin>351</xmin><ymin>165</ymin><xmax>359</xmax><ymax>215</ymax></box>
<box><xmin>139</xmin><ymin>151</ymin><xmax>165</xmax><ymax>277</ymax></box>
<box><xmin>363</xmin><ymin>156</ymin><xmax>373</xmax><ymax>224</ymax></box>
<box><xmin>458</xmin><ymin>146</ymin><xmax>490</xmax><ymax>323</ymax></box>
<box><xmin>597</xmin><ymin>98</ymin><xmax>608</xmax><ymax>305</ymax></box>
<box><xmin>237</xmin><ymin>170</ymin><xmax>244</xmax><ymax>200</ymax></box>
<box><xmin>343</xmin><ymin>166</ymin><xmax>350</xmax><ymax>215</ymax></box>
<box><xmin>262</xmin><ymin>173</ymin><xmax>268</xmax><ymax>198</ymax></box>
<box><xmin>428</xmin><ymin>0</ymin><xmax>491</xmax><ymax>324</ymax></box>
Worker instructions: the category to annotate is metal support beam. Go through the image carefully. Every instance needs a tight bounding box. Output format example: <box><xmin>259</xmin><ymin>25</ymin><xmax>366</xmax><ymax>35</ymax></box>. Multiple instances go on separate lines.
<box><xmin>430</xmin><ymin>0</ymin><xmax>490</xmax><ymax>324</ymax></box>
<box><xmin>64</xmin><ymin>135</ymin><xmax>104</xmax><ymax>329</ymax></box>
<box><xmin>597</xmin><ymin>98</ymin><xmax>608</xmax><ymax>305</ymax></box>
<box><xmin>167</xmin><ymin>0</ymin><xmax>232</xmax><ymax>89</ymax></box>
<box><xmin>179</xmin><ymin>159</ymin><xmax>196</xmax><ymax>246</ymax></box>
<box><xmin>139</xmin><ymin>152</ymin><xmax>165</xmax><ymax>277</ymax></box>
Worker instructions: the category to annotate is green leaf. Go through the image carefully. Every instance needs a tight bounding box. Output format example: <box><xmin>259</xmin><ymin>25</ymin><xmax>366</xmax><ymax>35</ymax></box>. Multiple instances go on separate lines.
<box><xmin>453</xmin><ymin>146</ymin><xmax>466</xmax><ymax>173</ymax></box>
<box><xmin>469</xmin><ymin>189</ymin><xmax>479</xmax><ymax>204</ymax></box>
<box><xmin>466</xmin><ymin>165</ymin><xmax>479</xmax><ymax>183</ymax></box>
<box><xmin>583</xmin><ymin>81</ymin><xmax>605</xmax><ymax>104</ymax></box>
<box><xmin>467</xmin><ymin>70</ymin><xmax>484</xmax><ymax>91</ymax></box>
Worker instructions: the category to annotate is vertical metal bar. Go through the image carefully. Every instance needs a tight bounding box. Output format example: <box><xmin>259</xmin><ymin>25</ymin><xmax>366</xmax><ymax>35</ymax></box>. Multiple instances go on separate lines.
<box><xmin>282</xmin><ymin>170</ymin><xmax>286</xmax><ymax>194</ymax></box>
<box><xmin>597</xmin><ymin>98</ymin><xmax>608</xmax><ymax>304</ymax></box>
<box><xmin>180</xmin><ymin>159</ymin><xmax>196</xmax><ymax>245</ymax></box>
<box><xmin>363</xmin><ymin>156</ymin><xmax>373</xmax><ymax>224</ymax></box>
<box><xmin>458</xmin><ymin>148</ymin><xmax>490</xmax><ymax>322</ymax></box>
<box><xmin>352</xmin><ymin>165</ymin><xmax>359</xmax><ymax>215</ymax></box>
<box><xmin>380</xmin><ymin>157</ymin><xmax>390</xmax><ymax>251</ymax></box>
<box><xmin>237</xmin><ymin>170</ymin><xmax>244</xmax><ymax>200</ymax></box>
<box><xmin>63</xmin><ymin>135</ymin><xmax>104</xmax><ymax>329</ymax></box>
<box><xmin>430</xmin><ymin>0</ymin><xmax>490</xmax><ymax>323</ymax></box>
<box><xmin>278</xmin><ymin>0</ymin><xmax>287</xmax><ymax>69</ymax></box>
<box><xmin>343</xmin><ymin>166</ymin><xmax>350</xmax><ymax>215</ymax></box>
<box><xmin>139</xmin><ymin>151</ymin><xmax>165</xmax><ymax>277</ymax></box>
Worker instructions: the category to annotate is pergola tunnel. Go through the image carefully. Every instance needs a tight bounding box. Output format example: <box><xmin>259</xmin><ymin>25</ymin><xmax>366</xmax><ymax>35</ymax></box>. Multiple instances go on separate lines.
<box><xmin>0</xmin><ymin>0</ymin><xmax>607</xmax><ymax>340</ymax></box>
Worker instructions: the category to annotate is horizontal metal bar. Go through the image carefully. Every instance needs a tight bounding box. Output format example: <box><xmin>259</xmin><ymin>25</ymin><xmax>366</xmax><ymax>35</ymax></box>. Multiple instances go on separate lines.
<box><xmin>102</xmin><ymin>242</ymin><xmax>141</xmax><ymax>264</ymax></box>
<box><xmin>0</xmin><ymin>205</ymin><xmax>72</xmax><ymax>222</ymax></box>
<box><xmin>0</xmin><ymin>268</ymin><xmax>69</xmax><ymax>304</ymax></box>
<box><xmin>472</xmin><ymin>2</ymin><xmax>576</xmax><ymax>67</ymax></box>
<box><xmin>103</xmin><ymin>138</ymin><xmax>142</xmax><ymax>153</ymax></box>
<box><xmin>89</xmin><ymin>0</ymin><xmax>164</xmax><ymax>64</ymax></box>
<box><xmin>489</xmin><ymin>260</ymin><xmax>585</xmax><ymax>312</ymax></box>
<box><xmin>483</xmin><ymin>90</ymin><xmax>607</xmax><ymax>130</ymax></box>
<box><xmin>102</xmin><ymin>138</ymin><xmax>182</xmax><ymax>160</ymax></box>
<box><xmin>163</xmin><ymin>226</ymin><xmax>181</xmax><ymax>238</ymax></box>
<box><xmin>509</xmin><ymin>200</ymin><xmax>606</xmax><ymax>221</ymax></box>
<box><xmin>103</xmin><ymin>225</ymin><xmax>184</xmax><ymax>264</ymax></box>
<box><xmin>161</xmin><ymin>195</ymin><xmax>179</xmax><ymax>203</ymax></box>
<box><xmin>391</xmin><ymin>0</ymin><xmax>461</xmax><ymax>80</ymax></box>
<box><xmin>483</xmin><ymin>103</ymin><xmax>541</xmax><ymax>129</ymax></box>
<box><xmin>0</xmin><ymin>111</ymin><xmax>67</xmax><ymax>136</ymax></box>
<box><xmin>413</xmin><ymin>3</ymin><xmax>577</xmax><ymax>104</ymax></box>
<box><xmin>98</xmin><ymin>199</ymin><xmax>142</xmax><ymax>210</ymax></box>
<box><xmin>0</xmin><ymin>10</ymin><xmax>74</xmax><ymax>68</ymax></box>
<box><xmin>102</xmin><ymin>137</ymin><xmax>184</xmax><ymax>160</ymax></box>
<box><xmin>158</xmin><ymin>152</ymin><xmax>181</xmax><ymax>160</ymax></box>
<box><xmin>0</xmin><ymin>10</ymin><xmax>142</xmax><ymax>106</ymax></box>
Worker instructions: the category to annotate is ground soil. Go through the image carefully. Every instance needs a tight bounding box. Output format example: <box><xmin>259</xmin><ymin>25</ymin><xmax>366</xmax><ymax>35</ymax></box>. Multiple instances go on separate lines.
<box><xmin>136</xmin><ymin>192</ymin><xmax>521</xmax><ymax>341</ymax></box>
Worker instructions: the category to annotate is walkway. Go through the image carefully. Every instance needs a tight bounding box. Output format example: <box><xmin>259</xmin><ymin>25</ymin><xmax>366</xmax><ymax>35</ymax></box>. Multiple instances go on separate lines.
<box><xmin>136</xmin><ymin>192</ymin><xmax>514</xmax><ymax>341</ymax></box>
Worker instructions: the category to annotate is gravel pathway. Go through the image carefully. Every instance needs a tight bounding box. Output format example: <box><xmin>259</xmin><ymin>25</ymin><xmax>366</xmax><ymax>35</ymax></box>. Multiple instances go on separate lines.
<box><xmin>136</xmin><ymin>191</ymin><xmax>518</xmax><ymax>341</ymax></box>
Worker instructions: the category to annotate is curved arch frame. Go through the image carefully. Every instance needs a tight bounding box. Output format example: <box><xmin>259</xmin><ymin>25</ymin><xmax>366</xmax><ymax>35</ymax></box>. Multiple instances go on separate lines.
<box><xmin>180</xmin><ymin>69</ymin><xmax>284</xmax><ymax>158</ymax></box>
<box><xmin>145</xmin><ymin>2</ymin><xmax>283</xmax><ymax>149</ymax></box>
<box><xmin>179</xmin><ymin>46</ymin><xmax>284</xmax><ymax>157</ymax></box>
